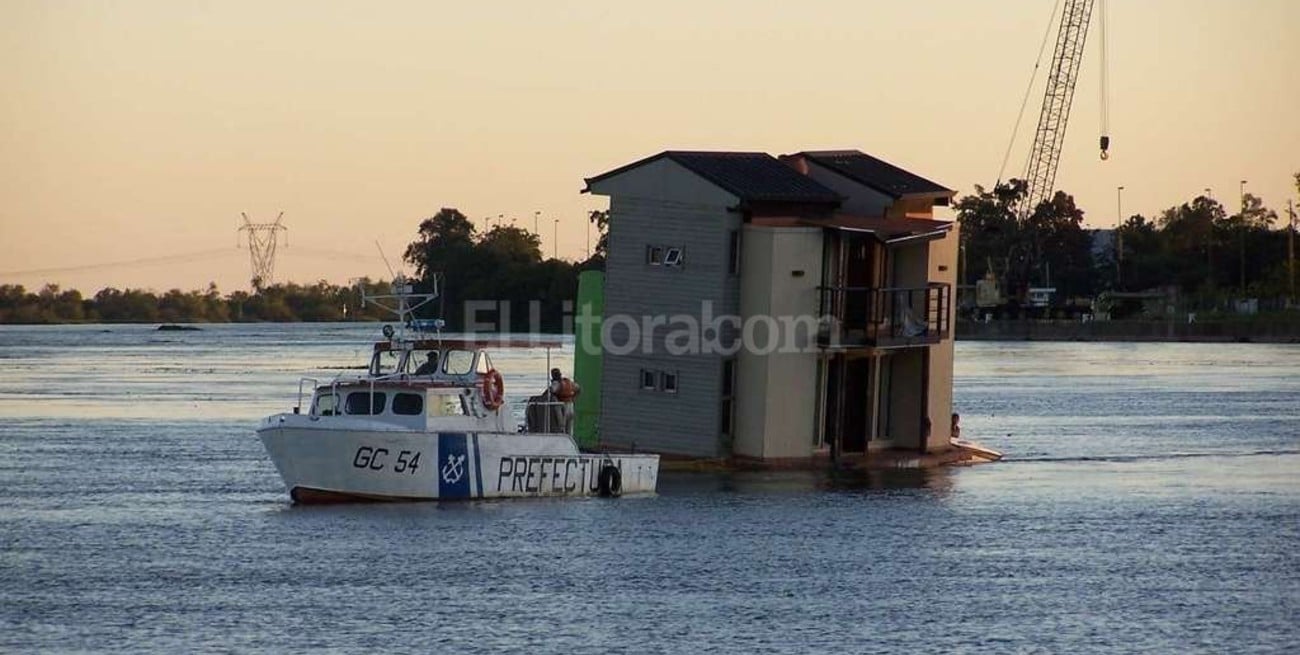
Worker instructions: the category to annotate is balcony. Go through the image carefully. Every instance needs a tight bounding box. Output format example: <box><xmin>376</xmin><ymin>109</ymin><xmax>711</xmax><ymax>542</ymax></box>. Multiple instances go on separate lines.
<box><xmin>817</xmin><ymin>283</ymin><xmax>951</xmax><ymax>348</ymax></box>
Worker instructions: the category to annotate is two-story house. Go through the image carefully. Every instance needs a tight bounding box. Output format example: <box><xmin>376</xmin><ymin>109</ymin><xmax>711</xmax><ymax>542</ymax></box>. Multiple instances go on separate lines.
<box><xmin>582</xmin><ymin>149</ymin><xmax>957</xmax><ymax>465</ymax></box>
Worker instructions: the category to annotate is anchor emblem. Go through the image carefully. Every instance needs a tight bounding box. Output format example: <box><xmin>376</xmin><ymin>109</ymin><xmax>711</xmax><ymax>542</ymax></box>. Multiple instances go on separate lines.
<box><xmin>441</xmin><ymin>453</ymin><xmax>466</xmax><ymax>484</ymax></box>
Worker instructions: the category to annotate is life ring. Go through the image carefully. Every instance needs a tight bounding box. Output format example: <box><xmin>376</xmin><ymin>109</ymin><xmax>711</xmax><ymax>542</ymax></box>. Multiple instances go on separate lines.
<box><xmin>597</xmin><ymin>464</ymin><xmax>622</xmax><ymax>498</ymax></box>
<box><xmin>481</xmin><ymin>369</ymin><xmax>505</xmax><ymax>410</ymax></box>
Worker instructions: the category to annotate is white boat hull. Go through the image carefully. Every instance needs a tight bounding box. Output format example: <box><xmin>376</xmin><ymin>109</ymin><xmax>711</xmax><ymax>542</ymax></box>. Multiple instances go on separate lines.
<box><xmin>257</xmin><ymin>414</ymin><xmax>659</xmax><ymax>503</ymax></box>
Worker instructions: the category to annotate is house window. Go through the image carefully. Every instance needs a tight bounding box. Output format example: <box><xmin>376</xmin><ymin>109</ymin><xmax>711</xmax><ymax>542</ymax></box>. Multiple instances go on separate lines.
<box><xmin>647</xmin><ymin>246</ymin><xmax>664</xmax><ymax>265</ymax></box>
<box><xmin>661</xmin><ymin>371</ymin><xmax>678</xmax><ymax>394</ymax></box>
<box><xmin>640</xmin><ymin>368</ymin><xmax>657</xmax><ymax>390</ymax></box>
<box><xmin>728</xmin><ymin>230</ymin><xmax>741</xmax><ymax>275</ymax></box>
<box><xmin>663</xmin><ymin>247</ymin><xmax>684</xmax><ymax>267</ymax></box>
<box><xmin>720</xmin><ymin>358</ymin><xmax>736</xmax><ymax>437</ymax></box>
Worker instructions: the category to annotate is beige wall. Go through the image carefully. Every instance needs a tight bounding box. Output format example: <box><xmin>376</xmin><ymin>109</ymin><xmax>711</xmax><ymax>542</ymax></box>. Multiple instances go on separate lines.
<box><xmin>735</xmin><ymin>225</ymin><xmax>823</xmax><ymax>459</ymax></box>
<box><xmin>883</xmin><ymin>349</ymin><xmax>925</xmax><ymax>448</ymax></box>
<box><xmin>925</xmin><ymin>222</ymin><xmax>959</xmax><ymax>451</ymax></box>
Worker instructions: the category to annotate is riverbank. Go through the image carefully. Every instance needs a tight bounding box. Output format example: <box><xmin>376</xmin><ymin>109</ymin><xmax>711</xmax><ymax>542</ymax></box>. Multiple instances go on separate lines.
<box><xmin>957</xmin><ymin>318</ymin><xmax>1300</xmax><ymax>343</ymax></box>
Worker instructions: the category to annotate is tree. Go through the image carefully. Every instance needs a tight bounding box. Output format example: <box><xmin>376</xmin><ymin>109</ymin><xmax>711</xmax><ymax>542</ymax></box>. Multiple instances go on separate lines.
<box><xmin>584</xmin><ymin>209</ymin><xmax>610</xmax><ymax>267</ymax></box>
<box><xmin>955</xmin><ymin>178</ymin><xmax>1093</xmax><ymax>299</ymax></box>
<box><xmin>403</xmin><ymin>208</ymin><xmax>478</xmax><ymax>281</ymax></box>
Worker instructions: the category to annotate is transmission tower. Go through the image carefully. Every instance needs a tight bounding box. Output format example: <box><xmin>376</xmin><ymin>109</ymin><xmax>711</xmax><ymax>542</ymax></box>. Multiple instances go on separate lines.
<box><xmin>237</xmin><ymin>212</ymin><xmax>288</xmax><ymax>289</ymax></box>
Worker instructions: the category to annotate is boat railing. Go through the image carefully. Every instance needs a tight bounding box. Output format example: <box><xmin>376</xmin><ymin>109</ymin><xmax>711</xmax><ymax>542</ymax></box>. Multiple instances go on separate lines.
<box><xmin>295</xmin><ymin>377</ymin><xmax>319</xmax><ymax>414</ymax></box>
<box><xmin>816</xmin><ymin>282</ymin><xmax>951</xmax><ymax>347</ymax></box>
<box><xmin>509</xmin><ymin>395</ymin><xmax>571</xmax><ymax>435</ymax></box>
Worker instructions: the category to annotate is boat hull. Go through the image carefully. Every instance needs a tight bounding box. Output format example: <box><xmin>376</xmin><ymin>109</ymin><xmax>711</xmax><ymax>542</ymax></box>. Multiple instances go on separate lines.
<box><xmin>257</xmin><ymin>415</ymin><xmax>659</xmax><ymax>503</ymax></box>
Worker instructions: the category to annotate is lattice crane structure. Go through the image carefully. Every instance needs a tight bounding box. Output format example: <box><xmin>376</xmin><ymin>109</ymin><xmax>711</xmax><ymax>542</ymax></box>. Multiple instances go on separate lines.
<box><xmin>238</xmin><ymin>212</ymin><xmax>288</xmax><ymax>289</ymax></box>
<box><xmin>1021</xmin><ymin>0</ymin><xmax>1105</xmax><ymax>214</ymax></box>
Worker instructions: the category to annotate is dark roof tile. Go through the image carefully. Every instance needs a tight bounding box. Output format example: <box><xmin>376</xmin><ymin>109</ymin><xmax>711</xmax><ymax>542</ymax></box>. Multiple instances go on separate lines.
<box><xmin>793</xmin><ymin>150</ymin><xmax>953</xmax><ymax>198</ymax></box>
<box><xmin>586</xmin><ymin>151</ymin><xmax>842</xmax><ymax>207</ymax></box>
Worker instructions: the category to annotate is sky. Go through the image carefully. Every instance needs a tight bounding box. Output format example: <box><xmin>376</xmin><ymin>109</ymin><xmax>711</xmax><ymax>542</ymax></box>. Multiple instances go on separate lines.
<box><xmin>1</xmin><ymin>0</ymin><xmax>1296</xmax><ymax>294</ymax></box>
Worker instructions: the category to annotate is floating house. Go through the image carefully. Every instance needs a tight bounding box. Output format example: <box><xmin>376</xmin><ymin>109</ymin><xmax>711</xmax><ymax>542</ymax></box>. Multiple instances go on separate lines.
<box><xmin>581</xmin><ymin>149</ymin><xmax>958</xmax><ymax>466</ymax></box>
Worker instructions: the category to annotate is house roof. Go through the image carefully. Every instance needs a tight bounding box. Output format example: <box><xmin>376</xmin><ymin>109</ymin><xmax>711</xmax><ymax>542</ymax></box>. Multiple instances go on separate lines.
<box><xmin>788</xmin><ymin>150</ymin><xmax>954</xmax><ymax>199</ymax></box>
<box><xmin>584</xmin><ymin>151</ymin><xmax>842</xmax><ymax>208</ymax></box>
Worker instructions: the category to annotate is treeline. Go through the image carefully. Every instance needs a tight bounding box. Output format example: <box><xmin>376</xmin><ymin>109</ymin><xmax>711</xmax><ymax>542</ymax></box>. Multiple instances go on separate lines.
<box><xmin>956</xmin><ymin>174</ymin><xmax>1298</xmax><ymax>310</ymax></box>
<box><xmin>0</xmin><ymin>280</ymin><xmax>398</xmax><ymax>324</ymax></box>
<box><xmin>1</xmin><ymin>207</ymin><xmax>607</xmax><ymax>329</ymax></box>
<box><xmin>402</xmin><ymin>208</ymin><xmax>603</xmax><ymax>332</ymax></box>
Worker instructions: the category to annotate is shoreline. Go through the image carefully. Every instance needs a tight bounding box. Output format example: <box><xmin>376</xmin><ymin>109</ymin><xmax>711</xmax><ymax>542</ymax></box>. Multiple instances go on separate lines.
<box><xmin>957</xmin><ymin>319</ymin><xmax>1300</xmax><ymax>343</ymax></box>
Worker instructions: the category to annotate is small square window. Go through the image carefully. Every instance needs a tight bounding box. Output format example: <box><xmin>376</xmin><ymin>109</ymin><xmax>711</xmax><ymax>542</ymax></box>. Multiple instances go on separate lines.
<box><xmin>663</xmin><ymin>247</ymin><xmax>683</xmax><ymax>267</ymax></box>
<box><xmin>647</xmin><ymin>246</ymin><xmax>664</xmax><ymax>265</ymax></box>
<box><xmin>661</xmin><ymin>371</ymin><xmax>678</xmax><ymax>394</ymax></box>
<box><xmin>640</xmin><ymin>369</ymin><xmax>657</xmax><ymax>390</ymax></box>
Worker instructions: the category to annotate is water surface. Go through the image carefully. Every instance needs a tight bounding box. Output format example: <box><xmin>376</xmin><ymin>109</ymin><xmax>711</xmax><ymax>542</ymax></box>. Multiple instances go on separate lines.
<box><xmin>1</xmin><ymin>325</ymin><xmax>1296</xmax><ymax>652</ymax></box>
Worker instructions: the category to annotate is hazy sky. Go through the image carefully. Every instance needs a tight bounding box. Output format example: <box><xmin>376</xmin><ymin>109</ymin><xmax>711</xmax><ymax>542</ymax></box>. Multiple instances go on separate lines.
<box><xmin>2</xmin><ymin>0</ymin><xmax>1296</xmax><ymax>294</ymax></box>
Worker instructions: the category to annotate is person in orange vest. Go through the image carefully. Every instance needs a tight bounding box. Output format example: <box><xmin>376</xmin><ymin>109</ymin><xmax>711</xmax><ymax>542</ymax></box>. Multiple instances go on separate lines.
<box><xmin>548</xmin><ymin>368</ymin><xmax>581</xmax><ymax>434</ymax></box>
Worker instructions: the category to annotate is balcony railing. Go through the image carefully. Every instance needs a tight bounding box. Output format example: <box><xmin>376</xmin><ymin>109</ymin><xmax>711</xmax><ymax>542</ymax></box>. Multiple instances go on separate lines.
<box><xmin>817</xmin><ymin>283</ymin><xmax>951</xmax><ymax>348</ymax></box>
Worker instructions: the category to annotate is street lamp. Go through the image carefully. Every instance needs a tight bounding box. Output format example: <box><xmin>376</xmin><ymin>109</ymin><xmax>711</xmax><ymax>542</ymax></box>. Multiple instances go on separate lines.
<box><xmin>1116</xmin><ymin>186</ymin><xmax>1125</xmax><ymax>288</ymax></box>
<box><xmin>553</xmin><ymin>218</ymin><xmax>559</xmax><ymax>260</ymax></box>
<box><xmin>534</xmin><ymin>211</ymin><xmax>540</xmax><ymax>237</ymax></box>
<box><xmin>1239</xmin><ymin>180</ymin><xmax>1248</xmax><ymax>292</ymax></box>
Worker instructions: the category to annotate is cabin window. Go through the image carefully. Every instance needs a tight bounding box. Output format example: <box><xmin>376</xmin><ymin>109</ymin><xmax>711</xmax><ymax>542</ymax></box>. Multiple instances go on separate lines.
<box><xmin>443</xmin><ymin>350</ymin><xmax>475</xmax><ymax>376</ymax></box>
<box><xmin>646</xmin><ymin>245</ymin><xmax>664</xmax><ymax>266</ymax></box>
<box><xmin>392</xmin><ymin>392</ymin><xmax>424</xmax><ymax>415</ymax></box>
<box><xmin>661</xmin><ymin>371</ymin><xmax>679</xmax><ymax>393</ymax></box>
<box><xmin>410</xmin><ymin>350</ymin><xmax>440</xmax><ymax>375</ymax></box>
<box><xmin>640</xmin><ymin>369</ymin><xmax>656</xmax><ymax>390</ymax></box>
<box><xmin>663</xmin><ymin>247</ymin><xmax>684</xmax><ymax>267</ymax></box>
<box><xmin>312</xmin><ymin>392</ymin><xmax>340</xmax><ymax>416</ymax></box>
<box><xmin>370</xmin><ymin>350</ymin><xmax>400</xmax><ymax>377</ymax></box>
<box><xmin>475</xmin><ymin>351</ymin><xmax>490</xmax><ymax>375</ymax></box>
<box><xmin>345</xmin><ymin>391</ymin><xmax>386</xmax><ymax>415</ymax></box>
<box><xmin>428</xmin><ymin>393</ymin><xmax>467</xmax><ymax>417</ymax></box>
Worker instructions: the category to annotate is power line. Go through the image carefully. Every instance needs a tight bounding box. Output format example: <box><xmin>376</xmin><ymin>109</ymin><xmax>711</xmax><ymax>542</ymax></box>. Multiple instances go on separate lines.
<box><xmin>0</xmin><ymin>248</ymin><xmax>238</xmax><ymax>278</ymax></box>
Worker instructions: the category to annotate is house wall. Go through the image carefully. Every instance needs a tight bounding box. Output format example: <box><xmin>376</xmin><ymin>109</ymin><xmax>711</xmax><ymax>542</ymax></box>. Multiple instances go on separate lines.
<box><xmin>925</xmin><ymin>223</ymin><xmax>959</xmax><ymax>451</ymax></box>
<box><xmin>587</xmin><ymin>158</ymin><xmax>742</xmax><ymax>457</ymax></box>
<box><xmin>735</xmin><ymin>226</ymin><xmax>823</xmax><ymax>459</ymax></box>
<box><xmin>884</xmin><ymin>349</ymin><xmax>925</xmax><ymax>449</ymax></box>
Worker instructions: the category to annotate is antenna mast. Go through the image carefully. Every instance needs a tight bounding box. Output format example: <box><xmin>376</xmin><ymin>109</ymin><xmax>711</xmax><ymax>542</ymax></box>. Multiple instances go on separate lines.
<box><xmin>238</xmin><ymin>212</ymin><xmax>288</xmax><ymax>289</ymax></box>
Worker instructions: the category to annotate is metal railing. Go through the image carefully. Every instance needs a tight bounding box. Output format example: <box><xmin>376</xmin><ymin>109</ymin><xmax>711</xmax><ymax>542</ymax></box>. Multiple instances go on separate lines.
<box><xmin>817</xmin><ymin>282</ymin><xmax>951</xmax><ymax>347</ymax></box>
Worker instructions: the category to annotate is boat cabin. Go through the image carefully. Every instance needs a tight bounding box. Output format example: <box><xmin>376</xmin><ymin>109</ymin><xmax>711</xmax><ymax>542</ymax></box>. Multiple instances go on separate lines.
<box><xmin>308</xmin><ymin>382</ymin><xmax>489</xmax><ymax>432</ymax></box>
<box><xmin>298</xmin><ymin>338</ymin><xmax>569</xmax><ymax>435</ymax></box>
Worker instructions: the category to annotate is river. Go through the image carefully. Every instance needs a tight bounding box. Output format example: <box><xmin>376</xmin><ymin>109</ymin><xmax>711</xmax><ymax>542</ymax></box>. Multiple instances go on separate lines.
<box><xmin>1</xmin><ymin>324</ymin><xmax>1296</xmax><ymax>653</ymax></box>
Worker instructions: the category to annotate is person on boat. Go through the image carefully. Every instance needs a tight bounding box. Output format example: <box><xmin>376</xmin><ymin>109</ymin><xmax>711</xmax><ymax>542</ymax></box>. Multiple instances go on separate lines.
<box><xmin>951</xmin><ymin>413</ymin><xmax>961</xmax><ymax>441</ymax></box>
<box><xmin>414</xmin><ymin>351</ymin><xmax>439</xmax><ymax>376</ymax></box>
<box><xmin>548</xmin><ymin>368</ymin><xmax>580</xmax><ymax>434</ymax></box>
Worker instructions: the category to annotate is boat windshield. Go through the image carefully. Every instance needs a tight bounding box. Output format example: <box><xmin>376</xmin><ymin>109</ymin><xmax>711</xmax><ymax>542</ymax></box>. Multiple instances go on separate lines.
<box><xmin>442</xmin><ymin>350</ymin><xmax>475</xmax><ymax>375</ymax></box>
<box><xmin>370</xmin><ymin>350</ymin><xmax>400</xmax><ymax>377</ymax></box>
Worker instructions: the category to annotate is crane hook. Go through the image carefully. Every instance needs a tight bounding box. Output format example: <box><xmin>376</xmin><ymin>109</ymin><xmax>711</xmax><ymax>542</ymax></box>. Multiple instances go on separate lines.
<box><xmin>1099</xmin><ymin>135</ymin><xmax>1110</xmax><ymax>161</ymax></box>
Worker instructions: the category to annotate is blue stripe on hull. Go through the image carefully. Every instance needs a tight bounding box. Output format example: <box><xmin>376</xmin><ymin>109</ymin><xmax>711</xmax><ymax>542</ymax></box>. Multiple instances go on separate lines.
<box><xmin>436</xmin><ymin>433</ymin><xmax>471</xmax><ymax>499</ymax></box>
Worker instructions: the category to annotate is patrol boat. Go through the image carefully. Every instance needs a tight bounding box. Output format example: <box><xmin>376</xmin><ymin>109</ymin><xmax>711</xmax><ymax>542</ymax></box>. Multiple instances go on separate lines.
<box><xmin>256</xmin><ymin>278</ymin><xmax>659</xmax><ymax>503</ymax></box>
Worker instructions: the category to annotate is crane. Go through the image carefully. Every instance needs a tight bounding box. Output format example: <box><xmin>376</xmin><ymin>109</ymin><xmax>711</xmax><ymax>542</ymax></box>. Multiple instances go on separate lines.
<box><xmin>1001</xmin><ymin>0</ymin><xmax>1110</xmax><ymax>215</ymax></box>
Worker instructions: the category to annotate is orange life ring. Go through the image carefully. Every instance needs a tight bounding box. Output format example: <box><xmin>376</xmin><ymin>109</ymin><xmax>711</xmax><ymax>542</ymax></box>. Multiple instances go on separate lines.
<box><xmin>481</xmin><ymin>369</ymin><xmax>505</xmax><ymax>410</ymax></box>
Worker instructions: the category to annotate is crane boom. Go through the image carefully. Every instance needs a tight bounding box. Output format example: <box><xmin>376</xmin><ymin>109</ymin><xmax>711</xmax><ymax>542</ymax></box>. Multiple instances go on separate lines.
<box><xmin>1022</xmin><ymin>0</ymin><xmax>1096</xmax><ymax>214</ymax></box>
